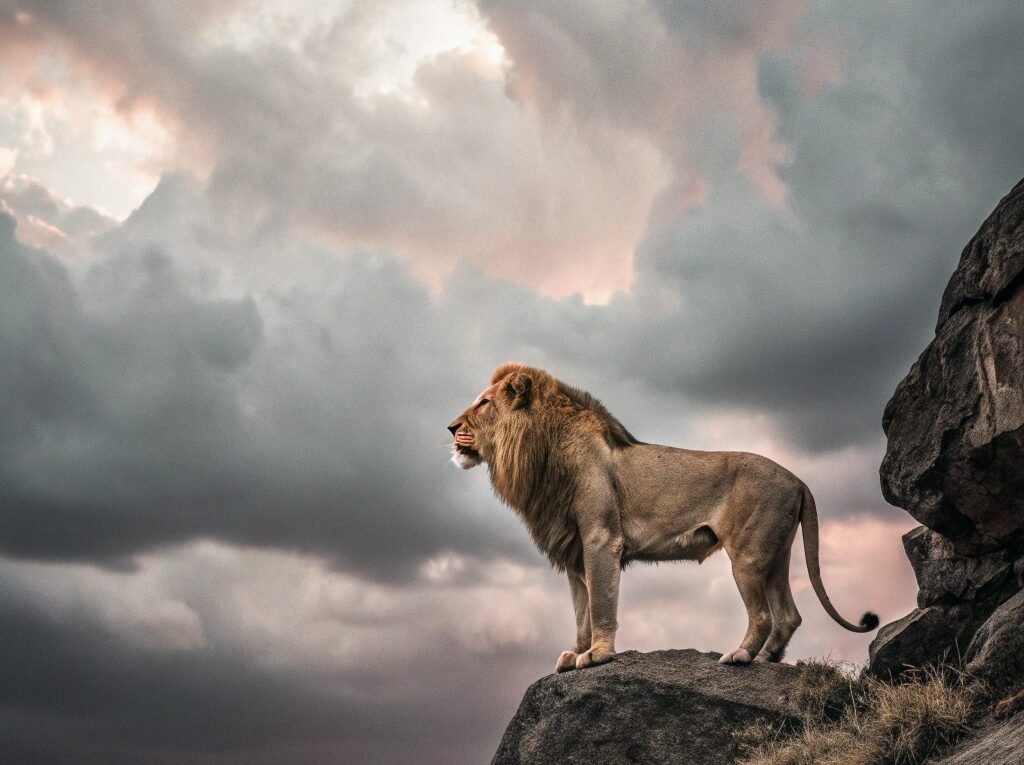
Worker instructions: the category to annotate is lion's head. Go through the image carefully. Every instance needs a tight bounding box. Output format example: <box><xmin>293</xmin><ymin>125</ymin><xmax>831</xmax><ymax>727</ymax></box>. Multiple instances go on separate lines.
<box><xmin>447</xmin><ymin>363</ymin><xmax>537</xmax><ymax>470</ymax></box>
<box><xmin>448</xmin><ymin>363</ymin><xmax>640</xmax><ymax>475</ymax></box>
<box><xmin>447</xmin><ymin>363</ymin><xmax>641</xmax><ymax>570</ymax></box>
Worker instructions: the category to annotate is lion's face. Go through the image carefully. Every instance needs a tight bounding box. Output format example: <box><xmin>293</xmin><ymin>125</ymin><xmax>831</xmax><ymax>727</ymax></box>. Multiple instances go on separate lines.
<box><xmin>447</xmin><ymin>383</ymin><xmax>499</xmax><ymax>469</ymax></box>
<box><xmin>447</xmin><ymin>368</ymin><xmax>534</xmax><ymax>470</ymax></box>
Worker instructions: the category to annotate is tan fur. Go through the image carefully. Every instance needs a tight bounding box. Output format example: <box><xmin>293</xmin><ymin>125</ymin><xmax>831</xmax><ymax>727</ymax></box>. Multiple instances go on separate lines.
<box><xmin>448</xmin><ymin>364</ymin><xmax>878</xmax><ymax>672</ymax></box>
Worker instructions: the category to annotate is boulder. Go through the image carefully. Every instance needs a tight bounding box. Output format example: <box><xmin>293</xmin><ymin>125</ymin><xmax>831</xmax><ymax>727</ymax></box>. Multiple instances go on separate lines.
<box><xmin>869</xmin><ymin>526</ymin><xmax>1022</xmax><ymax>679</ymax></box>
<box><xmin>491</xmin><ymin>649</ymin><xmax>801</xmax><ymax>765</ymax></box>
<box><xmin>880</xmin><ymin>178</ymin><xmax>1024</xmax><ymax>555</ymax></box>
<box><xmin>904</xmin><ymin>526</ymin><xmax>1015</xmax><ymax>608</ymax></box>
<box><xmin>965</xmin><ymin>588</ymin><xmax>1024</xmax><ymax>698</ymax></box>
<box><xmin>868</xmin><ymin>604</ymin><xmax>981</xmax><ymax>680</ymax></box>
<box><xmin>872</xmin><ymin>180</ymin><xmax>1024</xmax><ymax>683</ymax></box>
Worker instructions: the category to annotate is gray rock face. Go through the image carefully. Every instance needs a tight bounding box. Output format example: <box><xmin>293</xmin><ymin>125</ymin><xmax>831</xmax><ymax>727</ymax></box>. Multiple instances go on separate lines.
<box><xmin>880</xmin><ymin>178</ymin><xmax>1024</xmax><ymax>555</ymax></box>
<box><xmin>904</xmin><ymin>527</ymin><xmax>1016</xmax><ymax>608</ymax></box>
<box><xmin>929</xmin><ymin>717</ymin><xmax>1024</xmax><ymax>765</ymax></box>
<box><xmin>872</xmin><ymin>181</ymin><xmax>1024</xmax><ymax>689</ymax></box>
<box><xmin>869</xmin><ymin>525</ymin><xmax>1023</xmax><ymax>679</ymax></box>
<box><xmin>492</xmin><ymin>650</ymin><xmax>800</xmax><ymax>765</ymax></box>
<box><xmin>868</xmin><ymin>603</ymin><xmax>980</xmax><ymax>680</ymax></box>
<box><xmin>872</xmin><ymin>182</ymin><xmax>1024</xmax><ymax>692</ymax></box>
<box><xmin>965</xmin><ymin>588</ymin><xmax>1024</xmax><ymax>698</ymax></box>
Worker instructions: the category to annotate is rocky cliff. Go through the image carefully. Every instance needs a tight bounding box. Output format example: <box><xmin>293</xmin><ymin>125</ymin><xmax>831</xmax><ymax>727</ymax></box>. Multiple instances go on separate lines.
<box><xmin>879</xmin><ymin>178</ymin><xmax>1024</xmax><ymax>555</ymax></box>
<box><xmin>871</xmin><ymin>178</ymin><xmax>1024</xmax><ymax>699</ymax></box>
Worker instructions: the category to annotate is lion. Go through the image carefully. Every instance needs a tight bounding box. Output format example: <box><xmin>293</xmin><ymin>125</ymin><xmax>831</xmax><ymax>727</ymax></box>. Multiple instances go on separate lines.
<box><xmin>447</xmin><ymin>363</ymin><xmax>878</xmax><ymax>672</ymax></box>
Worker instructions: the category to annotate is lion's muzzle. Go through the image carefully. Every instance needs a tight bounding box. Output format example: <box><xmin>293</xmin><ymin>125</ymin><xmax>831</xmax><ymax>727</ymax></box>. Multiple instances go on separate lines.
<box><xmin>448</xmin><ymin>418</ymin><xmax>483</xmax><ymax>469</ymax></box>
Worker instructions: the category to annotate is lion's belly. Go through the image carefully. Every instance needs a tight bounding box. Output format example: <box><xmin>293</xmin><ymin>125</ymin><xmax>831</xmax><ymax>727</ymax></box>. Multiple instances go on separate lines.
<box><xmin>621</xmin><ymin>523</ymin><xmax>719</xmax><ymax>564</ymax></box>
<box><xmin>621</xmin><ymin>535</ymin><xmax>689</xmax><ymax>563</ymax></box>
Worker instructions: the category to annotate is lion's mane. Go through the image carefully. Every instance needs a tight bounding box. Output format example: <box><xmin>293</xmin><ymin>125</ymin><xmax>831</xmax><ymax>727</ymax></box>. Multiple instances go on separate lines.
<box><xmin>485</xmin><ymin>363</ymin><xmax>639</xmax><ymax>570</ymax></box>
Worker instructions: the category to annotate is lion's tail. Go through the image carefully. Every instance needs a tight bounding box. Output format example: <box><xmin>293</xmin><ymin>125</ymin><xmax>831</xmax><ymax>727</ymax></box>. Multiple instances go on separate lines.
<box><xmin>799</xmin><ymin>483</ymin><xmax>879</xmax><ymax>633</ymax></box>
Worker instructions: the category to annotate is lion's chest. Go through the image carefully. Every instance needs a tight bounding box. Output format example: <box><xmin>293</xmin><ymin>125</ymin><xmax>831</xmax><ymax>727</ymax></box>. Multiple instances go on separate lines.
<box><xmin>517</xmin><ymin>504</ymin><xmax>581</xmax><ymax>569</ymax></box>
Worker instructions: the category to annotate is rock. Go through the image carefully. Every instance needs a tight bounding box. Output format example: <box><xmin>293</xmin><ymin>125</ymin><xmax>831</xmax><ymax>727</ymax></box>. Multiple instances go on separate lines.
<box><xmin>868</xmin><ymin>605</ymin><xmax>982</xmax><ymax>679</ymax></box>
<box><xmin>874</xmin><ymin>179</ymin><xmax>1024</xmax><ymax>681</ymax></box>
<box><xmin>491</xmin><ymin>649</ymin><xmax>801</xmax><ymax>765</ymax></box>
<box><xmin>965</xmin><ymin>588</ymin><xmax>1024</xmax><ymax>698</ymax></box>
<box><xmin>928</xmin><ymin>717</ymin><xmax>1024</xmax><ymax>765</ymax></box>
<box><xmin>869</xmin><ymin>527</ymin><xmax>1022</xmax><ymax>679</ymax></box>
<box><xmin>880</xmin><ymin>178</ymin><xmax>1024</xmax><ymax>555</ymax></box>
<box><xmin>937</xmin><ymin>177</ymin><xmax>1024</xmax><ymax>330</ymax></box>
<box><xmin>904</xmin><ymin>526</ymin><xmax>1014</xmax><ymax>608</ymax></box>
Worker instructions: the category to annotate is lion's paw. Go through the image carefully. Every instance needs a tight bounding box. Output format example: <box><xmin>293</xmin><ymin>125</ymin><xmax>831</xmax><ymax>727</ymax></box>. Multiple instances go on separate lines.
<box><xmin>556</xmin><ymin>651</ymin><xmax>579</xmax><ymax>673</ymax></box>
<box><xmin>718</xmin><ymin>648</ymin><xmax>753</xmax><ymax>665</ymax></box>
<box><xmin>575</xmin><ymin>645</ymin><xmax>614</xmax><ymax>670</ymax></box>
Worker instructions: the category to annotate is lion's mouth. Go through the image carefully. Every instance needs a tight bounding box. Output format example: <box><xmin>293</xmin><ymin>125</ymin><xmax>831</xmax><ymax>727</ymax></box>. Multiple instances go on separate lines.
<box><xmin>452</xmin><ymin>443</ymin><xmax>483</xmax><ymax>470</ymax></box>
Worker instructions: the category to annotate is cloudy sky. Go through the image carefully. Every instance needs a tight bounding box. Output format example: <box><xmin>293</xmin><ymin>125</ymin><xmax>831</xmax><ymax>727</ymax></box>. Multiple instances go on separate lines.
<box><xmin>1</xmin><ymin>1</ymin><xmax>1022</xmax><ymax>762</ymax></box>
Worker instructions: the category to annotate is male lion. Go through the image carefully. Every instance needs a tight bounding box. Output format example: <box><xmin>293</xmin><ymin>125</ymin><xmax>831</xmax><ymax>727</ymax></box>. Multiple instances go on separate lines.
<box><xmin>448</xmin><ymin>363</ymin><xmax>878</xmax><ymax>672</ymax></box>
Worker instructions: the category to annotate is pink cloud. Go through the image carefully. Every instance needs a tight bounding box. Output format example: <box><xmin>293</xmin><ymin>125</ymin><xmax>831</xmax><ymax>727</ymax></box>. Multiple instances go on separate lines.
<box><xmin>486</xmin><ymin>0</ymin><xmax>804</xmax><ymax>213</ymax></box>
<box><xmin>800</xmin><ymin>37</ymin><xmax>847</xmax><ymax>98</ymax></box>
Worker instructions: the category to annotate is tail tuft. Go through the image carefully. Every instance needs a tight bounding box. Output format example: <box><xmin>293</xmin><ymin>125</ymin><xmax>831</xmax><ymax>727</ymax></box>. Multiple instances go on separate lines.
<box><xmin>860</xmin><ymin>612</ymin><xmax>879</xmax><ymax>631</ymax></box>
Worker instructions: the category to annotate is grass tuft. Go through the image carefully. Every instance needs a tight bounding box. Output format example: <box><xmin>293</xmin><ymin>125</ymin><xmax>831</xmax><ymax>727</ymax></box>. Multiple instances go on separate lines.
<box><xmin>736</xmin><ymin>661</ymin><xmax>973</xmax><ymax>765</ymax></box>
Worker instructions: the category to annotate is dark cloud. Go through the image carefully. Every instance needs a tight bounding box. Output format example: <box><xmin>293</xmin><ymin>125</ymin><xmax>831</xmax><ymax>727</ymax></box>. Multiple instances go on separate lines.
<box><xmin>0</xmin><ymin>547</ymin><xmax>569</xmax><ymax>764</ymax></box>
<box><xmin>0</xmin><ymin>206</ymin><xmax>528</xmax><ymax>575</ymax></box>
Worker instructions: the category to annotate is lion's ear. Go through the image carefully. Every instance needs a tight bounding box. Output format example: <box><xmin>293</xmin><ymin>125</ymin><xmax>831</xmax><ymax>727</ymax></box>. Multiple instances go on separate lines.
<box><xmin>504</xmin><ymin>372</ymin><xmax>533</xmax><ymax>409</ymax></box>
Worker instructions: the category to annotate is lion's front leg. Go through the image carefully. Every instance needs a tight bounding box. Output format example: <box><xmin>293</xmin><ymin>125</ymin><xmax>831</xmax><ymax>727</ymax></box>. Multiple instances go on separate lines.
<box><xmin>575</xmin><ymin>529</ymin><xmax>622</xmax><ymax>670</ymax></box>
<box><xmin>556</xmin><ymin>568</ymin><xmax>592</xmax><ymax>672</ymax></box>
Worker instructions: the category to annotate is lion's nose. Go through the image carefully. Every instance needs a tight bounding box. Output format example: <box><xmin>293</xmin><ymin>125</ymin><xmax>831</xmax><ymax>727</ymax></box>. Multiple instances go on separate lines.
<box><xmin>447</xmin><ymin>420</ymin><xmax>462</xmax><ymax>436</ymax></box>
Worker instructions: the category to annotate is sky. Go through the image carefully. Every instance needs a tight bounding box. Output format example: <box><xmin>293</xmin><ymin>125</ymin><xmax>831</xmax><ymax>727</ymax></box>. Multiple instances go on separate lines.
<box><xmin>0</xmin><ymin>1</ymin><xmax>1022</xmax><ymax>762</ymax></box>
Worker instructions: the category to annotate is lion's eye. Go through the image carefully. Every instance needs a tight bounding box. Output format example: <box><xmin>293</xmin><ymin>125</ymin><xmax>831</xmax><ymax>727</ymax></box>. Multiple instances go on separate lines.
<box><xmin>477</xmin><ymin>398</ymin><xmax>490</xmax><ymax>408</ymax></box>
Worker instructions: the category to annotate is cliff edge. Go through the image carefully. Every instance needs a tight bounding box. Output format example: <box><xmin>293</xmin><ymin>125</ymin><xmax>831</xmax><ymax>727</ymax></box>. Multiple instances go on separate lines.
<box><xmin>492</xmin><ymin>649</ymin><xmax>801</xmax><ymax>765</ymax></box>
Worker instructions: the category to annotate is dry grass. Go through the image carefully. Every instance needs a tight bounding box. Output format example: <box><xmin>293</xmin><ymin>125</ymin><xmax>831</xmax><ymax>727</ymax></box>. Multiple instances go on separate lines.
<box><xmin>736</xmin><ymin>661</ymin><xmax>974</xmax><ymax>765</ymax></box>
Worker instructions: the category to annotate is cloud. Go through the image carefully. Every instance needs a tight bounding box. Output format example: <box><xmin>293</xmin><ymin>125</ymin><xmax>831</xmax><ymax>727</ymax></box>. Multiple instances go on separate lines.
<box><xmin>0</xmin><ymin>542</ymin><xmax>569</xmax><ymax>763</ymax></box>
<box><xmin>0</xmin><ymin>145</ymin><xmax>14</xmax><ymax>175</ymax></box>
<box><xmin>0</xmin><ymin>0</ymin><xmax>669</xmax><ymax>298</ymax></box>
<box><xmin>479</xmin><ymin>0</ymin><xmax>802</xmax><ymax>210</ymax></box>
<box><xmin>0</xmin><ymin>173</ymin><xmax>115</xmax><ymax>250</ymax></box>
<box><xmin>0</xmin><ymin>202</ymin><xmax>542</xmax><ymax>576</ymax></box>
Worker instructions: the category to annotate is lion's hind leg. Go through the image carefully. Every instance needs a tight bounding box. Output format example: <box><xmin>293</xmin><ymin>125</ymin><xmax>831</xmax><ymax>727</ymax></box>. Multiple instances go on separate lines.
<box><xmin>757</xmin><ymin>547</ymin><xmax>802</xmax><ymax>662</ymax></box>
<box><xmin>719</xmin><ymin>562</ymin><xmax>772</xmax><ymax>665</ymax></box>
